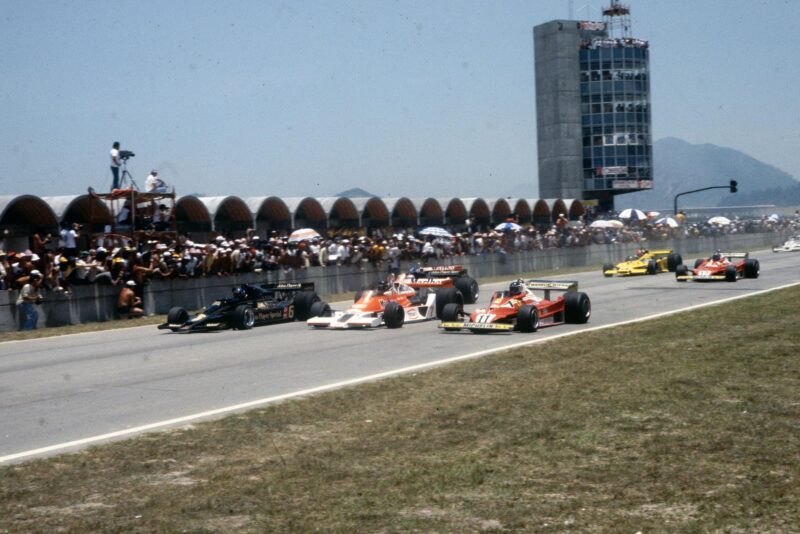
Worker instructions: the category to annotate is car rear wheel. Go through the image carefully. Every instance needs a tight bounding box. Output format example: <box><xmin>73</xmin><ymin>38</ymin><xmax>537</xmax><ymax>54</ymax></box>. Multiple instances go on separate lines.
<box><xmin>646</xmin><ymin>260</ymin><xmax>657</xmax><ymax>275</ymax></box>
<box><xmin>167</xmin><ymin>307</ymin><xmax>189</xmax><ymax>331</ymax></box>
<box><xmin>744</xmin><ymin>259</ymin><xmax>760</xmax><ymax>278</ymax></box>
<box><xmin>602</xmin><ymin>263</ymin><xmax>614</xmax><ymax>277</ymax></box>
<box><xmin>383</xmin><ymin>301</ymin><xmax>404</xmax><ymax>329</ymax></box>
<box><xmin>232</xmin><ymin>305</ymin><xmax>255</xmax><ymax>330</ymax></box>
<box><xmin>454</xmin><ymin>276</ymin><xmax>479</xmax><ymax>304</ymax></box>
<box><xmin>675</xmin><ymin>264</ymin><xmax>688</xmax><ymax>281</ymax></box>
<box><xmin>667</xmin><ymin>253</ymin><xmax>682</xmax><ymax>272</ymax></box>
<box><xmin>725</xmin><ymin>265</ymin><xmax>738</xmax><ymax>282</ymax></box>
<box><xmin>293</xmin><ymin>292</ymin><xmax>320</xmax><ymax>321</ymax></box>
<box><xmin>435</xmin><ymin>287</ymin><xmax>463</xmax><ymax>319</ymax></box>
<box><xmin>564</xmin><ymin>292</ymin><xmax>591</xmax><ymax>324</ymax></box>
<box><xmin>309</xmin><ymin>300</ymin><xmax>331</xmax><ymax>318</ymax></box>
<box><xmin>517</xmin><ymin>305</ymin><xmax>539</xmax><ymax>333</ymax></box>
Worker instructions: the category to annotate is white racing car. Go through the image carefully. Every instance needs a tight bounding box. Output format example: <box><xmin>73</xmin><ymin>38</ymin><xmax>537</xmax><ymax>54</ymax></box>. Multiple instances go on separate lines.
<box><xmin>307</xmin><ymin>278</ymin><xmax>462</xmax><ymax>329</ymax></box>
<box><xmin>773</xmin><ymin>235</ymin><xmax>800</xmax><ymax>252</ymax></box>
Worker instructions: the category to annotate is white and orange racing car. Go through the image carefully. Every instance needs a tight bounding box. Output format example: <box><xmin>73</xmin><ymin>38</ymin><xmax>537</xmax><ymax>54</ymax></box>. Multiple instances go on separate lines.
<box><xmin>307</xmin><ymin>276</ymin><xmax>463</xmax><ymax>329</ymax></box>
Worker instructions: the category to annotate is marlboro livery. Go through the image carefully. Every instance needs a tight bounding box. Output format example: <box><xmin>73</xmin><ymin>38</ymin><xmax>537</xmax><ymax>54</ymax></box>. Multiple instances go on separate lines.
<box><xmin>307</xmin><ymin>277</ymin><xmax>463</xmax><ymax>329</ymax></box>
<box><xmin>404</xmin><ymin>264</ymin><xmax>480</xmax><ymax>303</ymax></box>
<box><xmin>439</xmin><ymin>279</ymin><xmax>590</xmax><ymax>334</ymax></box>
<box><xmin>675</xmin><ymin>251</ymin><xmax>760</xmax><ymax>282</ymax></box>
<box><xmin>603</xmin><ymin>249</ymin><xmax>682</xmax><ymax>277</ymax></box>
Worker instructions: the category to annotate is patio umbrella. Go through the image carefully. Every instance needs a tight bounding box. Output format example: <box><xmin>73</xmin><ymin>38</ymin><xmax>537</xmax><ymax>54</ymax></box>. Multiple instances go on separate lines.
<box><xmin>647</xmin><ymin>211</ymin><xmax>661</xmax><ymax>218</ymax></box>
<box><xmin>589</xmin><ymin>220</ymin><xmax>612</xmax><ymax>228</ymax></box>
<box><xmin>655</xmin><ymin>217</ymin><xmax>679</xmax><ymax>228</ymax></box>
<box><xmin>606</xmin><ymin>220</ymin><xmax>624</xmax><ymax>228</ymax></box>
<box><xmin>768</xmin><ymin>213</ymin><xmax>781</xmax><ymax>222</ymax></box>
<box><xmin>288</xmin><ymin>228</ymin><xmax>322</xmax><ymax>242</ymax></box>
<box><xmin>494</xmin><ymin>221</ymin><xmax>522</xmax><ymax>232</ymax></box>
<box><xmin>708</xmin><ymin>216</ymin><xmax>731</xmax><ymax>225</ymax></box>
<box><xmin>618</xmin><ymin>208</ymin><xmax>646</xmax><ymax>220</ymax></box>
<box><xmin>418</xmin><ymin>226</ymin><xmax>453</xmax><ymax>238</ymax></box>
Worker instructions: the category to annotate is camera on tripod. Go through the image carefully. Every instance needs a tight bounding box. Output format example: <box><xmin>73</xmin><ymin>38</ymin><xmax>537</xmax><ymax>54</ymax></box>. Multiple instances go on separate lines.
<box><xmin>119</xmin><ymin>150</ymin><xmax>135</xmax><ymax>160</ymax></box>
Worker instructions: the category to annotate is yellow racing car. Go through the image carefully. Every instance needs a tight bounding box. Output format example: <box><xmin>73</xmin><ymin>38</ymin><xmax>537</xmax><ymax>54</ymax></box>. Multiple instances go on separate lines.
<box><xmin>602</xmin><ymin>249</ymin><xmax>683</xmax><ymax>277</ymax></box>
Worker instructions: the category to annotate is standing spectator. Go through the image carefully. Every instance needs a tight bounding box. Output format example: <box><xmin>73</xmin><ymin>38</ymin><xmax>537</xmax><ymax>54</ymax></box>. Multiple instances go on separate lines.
<box><xmin>117</xmin><ymin>280</ymin><xmax>143</xmax><ymax>319</ymax></box>
<box><xmin>60</xmin><ymin>223</ymin><xmax>80</xmax><ymax>259</ymax></box>
<box><xmin>17</xmin><ymin>270</ymin><xmax>44</xmax><ymax>330</ymax></box>
<box><xmin>110</xmin><ymin>141</ymin><xmax>122</xmax><ymax>190</ymax></box>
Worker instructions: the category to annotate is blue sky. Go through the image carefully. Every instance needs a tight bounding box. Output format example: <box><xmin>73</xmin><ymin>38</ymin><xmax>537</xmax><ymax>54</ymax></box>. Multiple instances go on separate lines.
<box><xmin>1</xmin><ymin>0</ymin><xmax>798</xmax><ymax>198</ymax></box>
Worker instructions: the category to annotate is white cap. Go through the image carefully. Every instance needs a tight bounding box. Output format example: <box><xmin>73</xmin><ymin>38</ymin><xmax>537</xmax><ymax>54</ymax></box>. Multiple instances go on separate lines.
<box><xmin>29</xmin><ymin>269</ymin><xmax>42</xmax><ymax>278</ymax></box>
<box><xmin>126</xmin><ymin>280</ymin><xmax>136</xmax><ymax>286</ymax></box>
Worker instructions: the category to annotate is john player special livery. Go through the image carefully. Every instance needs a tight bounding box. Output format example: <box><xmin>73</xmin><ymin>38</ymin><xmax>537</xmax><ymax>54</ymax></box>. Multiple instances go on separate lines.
<box><xmin>159</xmin><ymin>282</ymin><xmax>330</xmax><ymax>332</ymax></box>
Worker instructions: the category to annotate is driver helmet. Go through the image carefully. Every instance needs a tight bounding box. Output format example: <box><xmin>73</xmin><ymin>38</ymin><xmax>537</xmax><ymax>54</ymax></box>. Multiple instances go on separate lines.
<box><xmin>377</xmin><ymin>280</ymin><xmax>391</xmax><ymax>293</ymax></box>
<box><xmin>509</xmin><ymin>279</ymin><xmax>526</xmax><ymax>297</ymax></box>
<box><xmin>712</xmin><ymin>250</ymin><xmax>722</xmax><ymax>261</ymax></box>
<box><xmin>232</xmin><ymin>286</ymin><xmax>247</xmax><ymax>299</ymax></box>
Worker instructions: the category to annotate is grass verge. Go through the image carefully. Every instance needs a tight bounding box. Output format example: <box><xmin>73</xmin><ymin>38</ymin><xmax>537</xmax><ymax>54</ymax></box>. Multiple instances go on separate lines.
<box><xmin>2</xmin><ymin>287</ymin><xmax>798</xmax><ymax>531</ymax></box>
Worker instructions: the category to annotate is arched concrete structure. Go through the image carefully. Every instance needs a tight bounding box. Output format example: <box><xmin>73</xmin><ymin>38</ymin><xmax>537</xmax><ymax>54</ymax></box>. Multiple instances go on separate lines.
<box><xmin>0</xmin><ymin>195</ymin><xmax>59</xmax><ymax>238</ymax></box>
<box><xmin>384</xmin><ymin>197</ymin><xmax>418</xmax><ymax>227</ymax></box>
<box><xmin>43</xmin><ymin>195</ymin><xmax>113</xmax><ymax>231</ymax></box>
<box><xmin>546</xmin><ymin>199</ymin><xmax>569</xmax><ymax>222</ymax></box>
<box><xmin>440</xmin><ymin>198</ymin><xmax>467</xmax><ymax>226</ymax></box>
<box><xmin>563</xmin><ymin>199</ymin><xmax>585</xmax><ymax>220</ymax></box>
<box><xmin>510</xmin><ymin>199</ymin><xmax>532</xmax><ymax>224</ymax></box>
<box><xmin>351</xmin><ymin>197</ymin><xmax>390</xmax><ymax>228</ymax></box>
<box><xmin>488</xmin><ymin>198</ymin><xmax>512</xmax><ymax>224</ymax></box>
<box><xmin>199</xmin><ymin>196</ymin><xmax>254</xmax><ymax>237</ymax></box>
<box><xmin>245</xmin><ymin>196</ymin><xmax>292</xmax><ymax>237</ymax></box>
<box><xmin>284</xmin><ymin>197</ymin><xmax>327</xmax><ymax>230</ymax></box>
<box><xmin>412</xmin><ymin>198</ymin><xmax>443</xmax><ymax>226</ymax></box>
<box><xmin>462</xmin><ymin>198</ymin><xmax>491</xmax><ymax>226</ymax></box>
<box><xmin>175</xmin><ymin>195</ymin><xmax>213</xmax><ymax>235</ymax></box>
<box><xmin>319</xmin><ymin>197</ymin><xmax>359</xmax><ymax>229</ymax></box>
<box><xmin>532</xmin><ymin>199</ymin><xmax>551</xmax><ymax>226</ymax></box>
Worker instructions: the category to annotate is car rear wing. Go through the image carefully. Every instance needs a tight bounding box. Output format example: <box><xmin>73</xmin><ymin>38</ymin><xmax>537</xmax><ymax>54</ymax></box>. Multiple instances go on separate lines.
<box><xmin>721</xmin><ymin>252</ymin><xmax>749</xmax><ymax>259</ymax></box>
<box><xmin>261</xmin><ymin>281</ymin><xmax>316</xmax><ymax>292</ymax></box>
<box><xmin>409</xmin><ymin>265</ymin><xmax>468</xmax><ymax>278</ymax></box>
<box><xmin>525</xmin><ymin>280</ymin><xmax>577</xmax><ymax>300</ymax></box>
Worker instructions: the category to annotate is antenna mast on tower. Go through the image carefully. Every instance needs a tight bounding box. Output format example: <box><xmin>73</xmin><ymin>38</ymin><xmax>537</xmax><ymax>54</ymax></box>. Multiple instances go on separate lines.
<box><xmin>602</xmin><ymin>0</ymin><xmax>632</xmax><ymax>38</ymax></box>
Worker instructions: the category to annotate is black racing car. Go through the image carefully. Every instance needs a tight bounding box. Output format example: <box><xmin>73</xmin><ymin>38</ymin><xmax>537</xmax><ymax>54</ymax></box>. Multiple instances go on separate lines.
<box><xmin>158</xmin><ymin>282</ymin><xmax>330</xmax><ymax>332</ymax></box>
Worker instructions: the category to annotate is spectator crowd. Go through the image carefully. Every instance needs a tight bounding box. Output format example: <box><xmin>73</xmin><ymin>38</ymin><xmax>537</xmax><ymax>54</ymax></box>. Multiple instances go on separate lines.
<box><xmin>2</xmin><ymin>211</ymin><xmax>799</xmax><ymax>300</ymax></box>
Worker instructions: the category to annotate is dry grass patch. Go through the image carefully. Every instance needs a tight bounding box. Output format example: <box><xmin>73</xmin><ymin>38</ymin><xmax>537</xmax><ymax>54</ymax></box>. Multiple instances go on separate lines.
<box><xmin>1</xmin><ymin>286</ymin><xmax>799</xmax><ymax>532</ymax></box>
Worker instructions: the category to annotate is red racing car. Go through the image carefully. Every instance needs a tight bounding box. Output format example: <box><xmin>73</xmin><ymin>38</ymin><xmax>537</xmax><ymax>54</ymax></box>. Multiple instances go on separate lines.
<box><xmin>675</xmin><ymin>251</ymin><xmax>760</xmax><ymax>282</ymax></box>
<box><xmin>439</xmin><ymin>279</ymin><xmax>591</xmax><ymax>333</ymax></box>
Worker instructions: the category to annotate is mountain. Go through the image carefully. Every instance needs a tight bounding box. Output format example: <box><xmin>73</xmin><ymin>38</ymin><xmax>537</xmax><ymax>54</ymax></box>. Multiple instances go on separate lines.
<box><xmin>335</xmin><ymin>187</ymin><xmax>375</xmax><ymax>198</ymax></box>
<box><xmin>617</xmin><ymin>137</ymin><xmax>799</xmax><ymax>210</ymax></box>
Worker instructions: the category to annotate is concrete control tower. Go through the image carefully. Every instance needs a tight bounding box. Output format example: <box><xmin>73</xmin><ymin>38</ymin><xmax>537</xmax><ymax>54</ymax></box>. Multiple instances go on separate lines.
<box><xmin>534</xmin><ymin>1</ymin><xmax>652</xmax><ymax>211</ymax></box>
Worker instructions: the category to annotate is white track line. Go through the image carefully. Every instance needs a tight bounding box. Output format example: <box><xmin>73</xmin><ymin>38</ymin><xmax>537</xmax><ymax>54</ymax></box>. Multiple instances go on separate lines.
<box><xmin>2</xmin><ymin>280</ymin><xmax>798</xmax><ymax>464</ymax></box>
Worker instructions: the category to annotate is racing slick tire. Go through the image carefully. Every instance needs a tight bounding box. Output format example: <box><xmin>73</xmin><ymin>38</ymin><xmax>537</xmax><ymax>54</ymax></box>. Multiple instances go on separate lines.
<box><xmin>694</xmin><ymin>258</ymin><xmax>704</xmax><ymax>269</ymax></box>
<box><xmin>744</xmin><ymin>259</ymin><xmax>760</xmax><ymax>278</ymax></box>
<box><xmin>646</xmin><ymin>259</ymin><xmax>657</xmax><ymax>275</ymax></box>
<box><xmin>602</xmin><ymin>263</ymin><xmax>614</xmax><ymax>277</ymax></box>
<box><xmin>666</xmin><ymin>253</ymin><xmax>683</xmax><ymax>272</ymax></box>
<box><xmin>517</xmin><ymin>305</ymin><xmax>540</xmax><ymax>333</ymax></box>
<box><xmin>309</xmin><ymin>300</ymin><xmax>332</xmax><ymax>318</ymax></box>
<box><xmin>435</xmin><ymin>287</ymin><xmax>463</xmax><ymax>319</ymax></box>
<box><xmin>675</xmin><ymin>264</ymin><xmax>689</xmax><ymax>281</ymax></box>
<box><xmin>232</xmin><ymin>305</ymin><xmax>256</xmax><ymax>330</ymax></box>
<box><xmin>441</xmin><ymin>302</ymin><xmax>461</xmax><ymax>322</ymax></box>
<box><xmin>293</xmin><ymin>292</ymin><xmax>321</xmax><ymax>321</ymax></box>
<box><xmin>454</xmin><ymin>276</ymin><xmax>479</xmax><ymax>304</ymax></box>
<box><xmin>383</xmin><ymin>301</ymin><xmax>405</xmax><ymax>329</ymax></box>
<box><xmin>725</xmin><ymin>265</ymin><xmax>738</xmax><ymax>282</ymax></box>
<box><xmin>564</xmin><ymin>292</ymin><xmax>591</xmax><ymax>324</ymax></box>
<box><xmin>167</xmin><ymin>307</ymin><xmax>189</xmax><ymax>331</ymax></box>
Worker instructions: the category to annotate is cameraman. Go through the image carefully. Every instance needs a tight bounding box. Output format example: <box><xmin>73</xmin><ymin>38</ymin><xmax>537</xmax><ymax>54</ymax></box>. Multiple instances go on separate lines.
<box><xmin>110</xmin><ymin>141</ymin><xmax>122</xmax><ymax>189</ymax></box>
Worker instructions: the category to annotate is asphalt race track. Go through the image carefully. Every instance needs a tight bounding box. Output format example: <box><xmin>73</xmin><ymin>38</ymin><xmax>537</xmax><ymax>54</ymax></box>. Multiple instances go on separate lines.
<box><xmin>2</xmin><ymin>248</ymin><xmax>798</xmax><ymax>462</ymax></box>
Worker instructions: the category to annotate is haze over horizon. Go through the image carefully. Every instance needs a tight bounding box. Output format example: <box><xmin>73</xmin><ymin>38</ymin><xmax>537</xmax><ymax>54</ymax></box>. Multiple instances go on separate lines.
<box><xmin>2</xmin><ymin>0</ymin><xmax>798</xmax><ymax>199</ymax></box>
